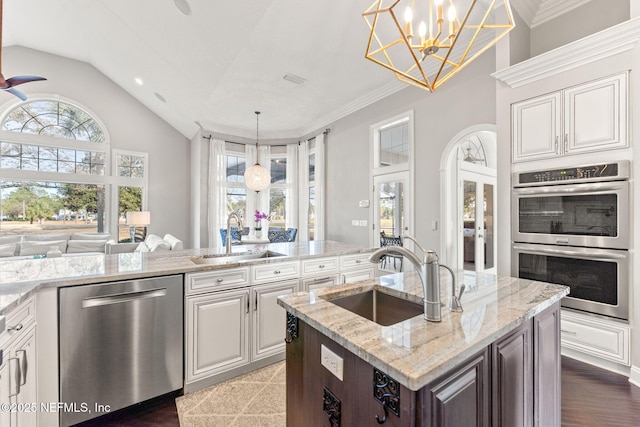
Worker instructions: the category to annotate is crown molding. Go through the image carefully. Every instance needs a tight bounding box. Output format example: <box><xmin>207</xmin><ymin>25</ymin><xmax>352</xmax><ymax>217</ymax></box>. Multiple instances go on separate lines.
<box><xmin>531</xmin><ymin>0</ymin><xmax>592</xmax><ymax>27</ymax></box>
<box><xmin>492</xmin><ymin>17</ymin><xmax>640</xmax><ymax>88</ymax></box>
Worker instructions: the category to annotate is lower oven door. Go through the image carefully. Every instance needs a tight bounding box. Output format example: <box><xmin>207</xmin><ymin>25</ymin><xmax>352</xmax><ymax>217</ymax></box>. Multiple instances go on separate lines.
<box><xmin>512</xmin><ymin>243</ymin><xmax>629</xmax><ymax>320</ymax></box>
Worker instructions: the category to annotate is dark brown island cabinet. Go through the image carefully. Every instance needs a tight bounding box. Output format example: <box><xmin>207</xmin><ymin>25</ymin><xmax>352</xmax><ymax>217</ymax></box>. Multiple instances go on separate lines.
<box><xmin>285</xmin><ymin>301</ymin><xmax>560</xmax><ymax>427</ymax></box>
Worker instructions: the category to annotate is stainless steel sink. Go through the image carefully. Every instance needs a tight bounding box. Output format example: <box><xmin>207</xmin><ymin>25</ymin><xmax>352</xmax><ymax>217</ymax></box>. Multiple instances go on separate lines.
<box><xmin>190</xmin><ymin>250</ymin><xmax>285</xmax><ymax>265</ymax></box>
<box><xmin>327</xmin><ymin>289</ymin><xmax>423</xmax><ymax>326</ymax></box>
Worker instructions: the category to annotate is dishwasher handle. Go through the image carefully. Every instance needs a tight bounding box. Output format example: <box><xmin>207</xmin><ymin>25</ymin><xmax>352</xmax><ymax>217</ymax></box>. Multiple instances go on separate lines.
<box><xmin>82</xmin><ymin>288</ymin><xmax>167</xmax><ymax>308</ymax></box>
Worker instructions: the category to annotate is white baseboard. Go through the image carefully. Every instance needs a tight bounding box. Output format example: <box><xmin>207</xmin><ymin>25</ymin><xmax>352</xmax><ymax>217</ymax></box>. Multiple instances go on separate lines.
<box><xmin>562</xmin><ymin>348</ymin><xmax>631</xmax><ymax>377</ymax></box>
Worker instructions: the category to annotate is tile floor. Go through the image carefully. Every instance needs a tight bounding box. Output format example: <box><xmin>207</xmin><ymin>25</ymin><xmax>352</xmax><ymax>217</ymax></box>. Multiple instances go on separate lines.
<box><xmin>176</xmin><ymin>361</ymin><xmax>286</xmax><ymax>427</ymax></box>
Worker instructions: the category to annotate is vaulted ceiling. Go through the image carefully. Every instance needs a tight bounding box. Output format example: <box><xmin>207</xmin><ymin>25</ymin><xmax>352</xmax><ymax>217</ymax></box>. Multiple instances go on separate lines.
<box><xmin>2</xmin><ymin>0</ymin><xmax>586</xmax><ymax>140</ymax></box>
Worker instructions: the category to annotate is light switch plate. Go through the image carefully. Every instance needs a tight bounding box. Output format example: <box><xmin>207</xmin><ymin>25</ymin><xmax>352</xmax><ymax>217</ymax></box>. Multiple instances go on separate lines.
<box><xmin>359</xmin><ymin>220</ymin><xmax>368</xmax><ymax>227</ymax></box>
<box><xmin>359</xmin><ymin>200</ymin><xmax>370</xmax><ymax>208</ymax></box>
<box><xmin>321</xmin><ymin>344</ymin><xmax>344</xmax><ymax>381</ymax></box>
<box><xmin>351</xmin><ymin>219</ymin><xmax>359</xmax><ymax>226</ymax></box>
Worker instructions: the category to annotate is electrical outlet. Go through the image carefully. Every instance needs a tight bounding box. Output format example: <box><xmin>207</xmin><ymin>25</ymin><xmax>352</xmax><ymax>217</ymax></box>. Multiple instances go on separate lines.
<box><xmin>321</xmin><ymin>344</ymin><xmax>344</xmax><ymax>381</ymax></box>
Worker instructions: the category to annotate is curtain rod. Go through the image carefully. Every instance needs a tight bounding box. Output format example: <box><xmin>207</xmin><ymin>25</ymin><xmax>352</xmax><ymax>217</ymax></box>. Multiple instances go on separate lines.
<box><xmin>201</xmin><ymin>128</ymin><xmax>330</xmax><ymax>144</ymax></box>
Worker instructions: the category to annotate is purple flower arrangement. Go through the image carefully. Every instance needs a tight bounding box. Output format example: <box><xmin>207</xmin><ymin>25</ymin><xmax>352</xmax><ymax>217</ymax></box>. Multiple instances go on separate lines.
<box><xmin>254</xmin><ymin>210</ymin><xmax>269</xmax><ymax>230</ymax></box>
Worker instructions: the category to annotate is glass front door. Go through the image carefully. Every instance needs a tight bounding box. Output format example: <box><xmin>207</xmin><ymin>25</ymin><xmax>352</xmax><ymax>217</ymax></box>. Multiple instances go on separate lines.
<box><xmin>461</xmin><ymin>170</ymin><xmax>496</xmax><ymax>273</ymax></box>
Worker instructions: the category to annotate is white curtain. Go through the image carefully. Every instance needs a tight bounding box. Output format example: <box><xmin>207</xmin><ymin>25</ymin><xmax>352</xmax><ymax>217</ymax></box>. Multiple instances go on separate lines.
<box><xmin>208</xmin><ymin>138</ymin><xmax>227</xmax><ymax>248</ymax></box>
<box><xmin>297</xmin><ymin>141</ymin><xmax>310</xmax><ymax>241</ymax></box>
<box><xmin>286</xmin><ymin>143</ymin><xmax>299</xmax><ymax>229</ymax></box>
<box><xmin>315</xmin><ymin>133</ymin><xmax>326</xmax><ymax>240</ymax></box>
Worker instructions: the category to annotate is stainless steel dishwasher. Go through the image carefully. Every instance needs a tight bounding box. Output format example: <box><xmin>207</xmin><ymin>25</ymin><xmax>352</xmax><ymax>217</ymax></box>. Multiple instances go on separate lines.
<box><xmin>59</xmin><ymin>275</ymin><xmax>183</xmax><ymax>427</ymax></box>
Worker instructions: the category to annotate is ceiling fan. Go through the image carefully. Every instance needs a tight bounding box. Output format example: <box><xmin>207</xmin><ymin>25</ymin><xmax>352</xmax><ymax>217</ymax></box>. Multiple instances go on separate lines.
<box><xmin>0</xmin><ymin>0</ymin><xmax>46</xmax><ymax>100</ymax></box>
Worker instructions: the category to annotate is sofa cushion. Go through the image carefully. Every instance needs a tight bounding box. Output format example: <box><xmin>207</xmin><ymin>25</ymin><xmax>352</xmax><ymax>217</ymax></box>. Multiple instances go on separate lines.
<box><xmin>145</xmin><ymin>235</ymin><xmax>171</xmax><ymax>252</ymax></box>
<box><xmin>20</xmin><ymin>240</ymin><xmax>67</xmax><ymax>256</ymax></box>
<box><xmin>0</xmin><ymin>243</ymin><xmax>16</xmax><ymax>257</ymax></box>
<box><xmin>23</xmin><ymin>233</ymin><xmax>70</xmax><ymax>242</ymax></box>
<box><xmin>163</xmin><ymin>234</ymin><xmax>183</xmax><ymax>251</ymax></box>
<box><xmin>66</xmin><ymin>240</ymin><xmax>108</xmax><ymax>253</ymax></box>
<box><xmin>0</xmin><ymin>235</ymin><xmax>21</xmax><ymax>244</ymax></box>
<box><xmin>70</xmin><ymin>233</ymin><xmax>111</xmax><ymax>240</ymax></box>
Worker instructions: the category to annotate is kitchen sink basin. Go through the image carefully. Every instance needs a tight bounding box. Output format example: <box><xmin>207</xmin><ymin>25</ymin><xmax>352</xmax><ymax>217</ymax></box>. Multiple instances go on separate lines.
<box><xmin>190</xmin><ymin>250</ymin><xmax>285</xmax><ymax>265</ymax></box>
<box><xmin>327</xmin><ymin>289</ymin><xmax>423</xmax><ymax>326</ymax></box>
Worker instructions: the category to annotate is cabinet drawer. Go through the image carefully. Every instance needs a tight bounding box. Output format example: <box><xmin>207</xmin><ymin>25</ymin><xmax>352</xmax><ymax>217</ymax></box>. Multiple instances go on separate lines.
<box><xmin>301</xmin><ymin>257</ymin><xmax>339</xmax><ymax>277</ymax></box>
<box><xmin>301</xmin><ymin>274</ymin><xmax>339</xmax><ymax>292</ymax></box>
<box><xmin>252</xmin><ymin>261</ymin><xmax>300</xmax><ymax>283</ymax></box>
<box><xmin>341</xmin><ymin>268</ymin><xmax>374</xmax><ymax>284</ymax></box>
<box><xmin>561</xmin><ymin>310</ymin><xmax>630</xmax><ymax>366</ymax></box>
<box><xmin>0</xmin><ymin>297</ymin><xmax>35</xmax><ymax>349</ymax></box>
<box><xmin>340</xmin><ymin>253</ymin><xmax>372</xmax><ymax>270</ymax></box>
<box><xmin>186</xmin><ymin>268</ymin><xmax>250</xmax><ymax>295</ymax></box>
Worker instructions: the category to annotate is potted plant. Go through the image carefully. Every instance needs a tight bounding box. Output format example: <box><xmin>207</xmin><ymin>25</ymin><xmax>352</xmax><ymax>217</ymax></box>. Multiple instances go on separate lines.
<box><xmin>254</xmin><ymin>210</ymin><xmax>269</xmax><ymax>238</ymax></box>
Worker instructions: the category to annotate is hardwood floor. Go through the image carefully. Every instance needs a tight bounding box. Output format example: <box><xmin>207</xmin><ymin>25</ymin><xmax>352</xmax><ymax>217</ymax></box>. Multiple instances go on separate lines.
<box><xmin>75</xmin><ymin>357</ymin><xmax>640</xmax><ymax>426</ymax></box>
<box><xmin>561</xmin><ymin>357</ymin><xmax>640</xmax><ymax>426</ymax></box>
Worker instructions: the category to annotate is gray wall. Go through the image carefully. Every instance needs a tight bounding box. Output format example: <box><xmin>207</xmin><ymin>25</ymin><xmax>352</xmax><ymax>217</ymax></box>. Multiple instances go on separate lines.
<box><xmin>324</xmin><ymin>51</ymin><xmax>497</xmax><ymax>249</ymax></box>
<box><xmin>3</xmin><ymin>47</ymin><xmax>191</xmax><ymax>247</ymax></box>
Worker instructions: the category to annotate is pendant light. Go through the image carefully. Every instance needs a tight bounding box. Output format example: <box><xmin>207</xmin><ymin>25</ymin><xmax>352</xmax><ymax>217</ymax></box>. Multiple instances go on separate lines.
<box><xmin>244</xmin><ymin>111</ymin><xmax>271</xmax><ymax>192</ymax></box>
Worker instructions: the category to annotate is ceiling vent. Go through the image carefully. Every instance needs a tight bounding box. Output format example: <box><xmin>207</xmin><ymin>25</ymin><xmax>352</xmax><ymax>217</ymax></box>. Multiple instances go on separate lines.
<box><xmin>282</xmin><ymin>74</ymin><xmax>306</xmax><ymax>85</ymax></box>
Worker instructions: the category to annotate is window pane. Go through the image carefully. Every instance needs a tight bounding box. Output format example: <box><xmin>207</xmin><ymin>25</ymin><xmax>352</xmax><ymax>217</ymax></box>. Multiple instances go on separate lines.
<box><xmin>118</xmin><ymin>186</ymin><xmax>143</xmax><ymax>242</ymax></box>
<box><xmin>309</xmin><ymin>186</ymin><xmax>315</xmax><ymax>240</ymax></box>
<box><xmin>269</xmin><ymin>188</ymin><xmax>286</xmax><ymax>229</ymax></box>
<box><xmin>39</xmin><ymin>159</ymin><xmax>58</xmax><ymax>172</ymax></box>
<box><xmin>309</xmin><ymin>153</ymin><xmax>315</xmax><ymax>182</ymax></box>
<box><xmin>226</xmin><ymin>155</ymin><xmax>246</xmax><ymax>183</ymax></box>
<box><xmin>271</xmin><ymin>157</ymin><xmax>286</xmax><ymax>184</ymax></box>
<box><xmin>379</xmin><ymin>121</ymin><xmax>409</xmax><ymax>167</ymax></box>
<box><xmin>226</xmin><ymin>187</ymin><xmax>246</xmax><ymax>219</ymax></box>
<box><xmin>0</xmin><ymin>181</ymin><xmax>106</xmax><ymax>235</ymax></box>
<box><xmin>117</xmin><ymin>153</ymin><xmax>145</xmax><ymax>178</ymax></box>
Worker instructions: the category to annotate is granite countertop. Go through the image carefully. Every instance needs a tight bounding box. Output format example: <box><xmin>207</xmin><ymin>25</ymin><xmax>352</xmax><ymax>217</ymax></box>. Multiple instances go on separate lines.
<box><xmin>277</xmin><ymin>270</ymin><xmax>569</xmax><ymax>391</ymax></box>
<box><xmin>0</xmin><ymin>240</ymin><xmax>375</xmax><ymax>316</ymax></box>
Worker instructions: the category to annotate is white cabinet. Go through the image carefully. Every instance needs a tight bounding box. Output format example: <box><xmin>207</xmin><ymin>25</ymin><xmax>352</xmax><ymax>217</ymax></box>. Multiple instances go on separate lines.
<box><xmin>0</xmin><ymin>297</ymin><xmax>37</xmax><ymax>427</ymax></box>
<box><xmin>301</xmin><ymin>275</ymin><xmax>339</xmax><ymax>292</ymax></box>
<box><xmin>512</xmin><ymin>72</ymin><xmax>628</xmax><ymax>162</ymax></box>
<box><xmin>340</xmin><ymin>253</ymin><xmax>375</xmax><ymax>284</ymax></box>
<box><xmin>252</xmin><ymin>280</ymin><xmax>298</xmax><ymax>361</ymax></box>
<box><xmin>301</xmin><ymin>256</ymin><xmax>340</xmax><ymax>292</ymax></box>
<box><xmin>186</xmin><ymin>288</ymin><xmax>250</xmax><ymax>383</ymax></box>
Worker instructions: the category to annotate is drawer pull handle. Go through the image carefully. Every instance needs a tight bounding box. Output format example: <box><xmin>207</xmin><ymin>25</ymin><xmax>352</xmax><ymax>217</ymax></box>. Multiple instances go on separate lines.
<box><xmin>313</xmin><ymin>276</ymin><xmax>331</xmax><ymax>282</ymax></box>
<box><xmin>8</xmin><ymin>323</ymin><xmax>24</xmax><ymax>332</ymax></box>
<box><xmin>561</xmin><ymin>329</ymin><xmax>577</xmax><ymax>335</ymax></box>
<box><xmin>216</xmin><ymin>278</ymin><xmax>224</xmax><ymax>282</ymax></box>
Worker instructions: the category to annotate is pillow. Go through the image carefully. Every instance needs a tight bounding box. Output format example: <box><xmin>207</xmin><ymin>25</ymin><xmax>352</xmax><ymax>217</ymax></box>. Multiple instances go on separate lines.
<box><xmin>20</xmin><ymin>240</ymin><xmax>67</xmax><ymax>256</ymax></box>
<box><xmin>0</xmin><ymin>243</ymin><xmax>16</xmax><ymax>257</ymax></box>
<box><xmin>70</xmin><ymin>233</ymin><xmax>111</xmax><ymax>240</ymax></box>
<box><xmin>23</xmin><ymin>233</ymin><xmax>70</xmax><ymax>242</ymax></box>
<box><xmin>147</xmin><ymin>239</ymin><xmax>171</xmax><ymax>252</ymax></box>
<box><xmin>163</xmin><ymin>234</ymin><xmax>183</xmax><ymax>251</ymax></box>
<box><xmin>0</xmin><ymin>235</ymin><xmax>21</xmax><ymax>244</ymax></box>
<box><xmin>134</xmin><ymin>243</ymin><xmax>150</xmax><ymax>252</ymax></box>
<box><xmin>66</xmin><ymin>240</ymin><xmax>108</xmax><ymax>253</ymax></box>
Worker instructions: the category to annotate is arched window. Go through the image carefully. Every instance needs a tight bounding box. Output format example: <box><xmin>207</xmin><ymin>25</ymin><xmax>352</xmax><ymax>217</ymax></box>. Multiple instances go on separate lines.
<box><xmin>2</xmin><ymin>100</ymin><xmax>105</xmax><ymax>142</ymax></box>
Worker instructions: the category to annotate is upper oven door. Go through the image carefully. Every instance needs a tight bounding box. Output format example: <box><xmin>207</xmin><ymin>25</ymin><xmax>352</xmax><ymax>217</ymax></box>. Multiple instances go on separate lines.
<box><xmin>512</xmin><ymin>180</ymin><xmax>629</xmax><ymax>249</ymax></box>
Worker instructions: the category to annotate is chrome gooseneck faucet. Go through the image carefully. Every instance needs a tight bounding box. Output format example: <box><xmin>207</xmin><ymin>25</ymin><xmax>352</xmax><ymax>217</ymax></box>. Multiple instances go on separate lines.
<box><xmin>368</xmin><ymin>237</ymin><xmax>464</xmax><ymax>322</ymax></box>
<box><xmin>226</xmin><ymin>211</ymin><xmax>243</xmax><ymax>254</ymax></box>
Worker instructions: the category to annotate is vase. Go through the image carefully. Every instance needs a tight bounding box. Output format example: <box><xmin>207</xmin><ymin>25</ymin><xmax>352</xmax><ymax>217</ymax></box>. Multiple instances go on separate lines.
<box><xmin>255</xmin><ymin>229</ymin><xmax>262</xmax><ymax>239</ymax></box>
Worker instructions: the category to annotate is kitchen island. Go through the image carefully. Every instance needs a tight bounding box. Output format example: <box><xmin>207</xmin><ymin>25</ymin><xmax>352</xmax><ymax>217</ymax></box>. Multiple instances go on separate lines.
<box><xmin>278</xmin><ymin>270</ymin><xmax>569</xmax><ymax>427</ymax></box>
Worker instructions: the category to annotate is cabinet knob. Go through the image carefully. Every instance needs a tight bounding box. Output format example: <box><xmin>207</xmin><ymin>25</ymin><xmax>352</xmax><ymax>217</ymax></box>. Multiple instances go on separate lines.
<box><xmin>319</xmin><ymin>264</ymin><xmax>325</xmax><ymax>269</ymax></box>
<box><xmin>216</xmin><ymin>278</ymin><xmax>224</xmax><ymax>282</ymax></box>
<box><xmin>274</xmin><ymin>270</ymin><xmax>281</xmax><ymax>274</ymax></box>
<box><xmin>356</xmin><ymin>260</ymin><xmax>362</xmax><ymax>264</ymax></box>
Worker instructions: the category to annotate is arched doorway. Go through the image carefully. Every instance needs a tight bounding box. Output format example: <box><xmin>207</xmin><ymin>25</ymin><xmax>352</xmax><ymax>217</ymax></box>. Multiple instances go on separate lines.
<box><xmin>440</xmin><ymin>125</ymin><xmax>497</xmax><ymax>273</ymax></box>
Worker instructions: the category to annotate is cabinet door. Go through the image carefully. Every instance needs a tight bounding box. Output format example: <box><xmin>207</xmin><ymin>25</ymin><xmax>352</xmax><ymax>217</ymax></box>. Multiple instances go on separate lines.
<box><xmin>512</xmin><ymin>93</ymin><xmax>561</xmax><ymax>162</ymax></box>
<box><xmin>421</xmin><ymin>348</ymin><xmax>490</xmax><ymax>427</ymax></box>
<box><xmin>564</xmin><ymin>73</ymin><xmax>627</xmax><ymax>154</ymax></box>
<box><xmin>0</xmin><ymin>361</ymin><xmax>11</xmax><ymax>427</ymax></box>
<box><xmin>492</xmin><ymin>321</ymin><xmax>532</xmax><ymax>427</ymax></box>
<box><xmin>185</xmin><ymin>289</ymin><xmax>250</xmax><ymax>383</ymax></box>
<box><xmin>252</xmin><ymin>280</ymin><xmax>298</xmax><ymax>361</ymax></box>
<box><xmin>12</xmin><ymin>325</ymin><xmax>37</xmax><ymax>427</ymax></box>
<box><xmin>533</xmin><ymin>303</ymin><xmax>561</xmax><ymax>427</ymax></box>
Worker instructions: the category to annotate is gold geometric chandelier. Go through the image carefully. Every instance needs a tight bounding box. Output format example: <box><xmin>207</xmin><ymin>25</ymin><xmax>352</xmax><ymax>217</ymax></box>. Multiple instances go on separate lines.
<box><xmin>363</xmin><ymin>0</ymin><xmax>515</xmax><ymax>92</ymax></box>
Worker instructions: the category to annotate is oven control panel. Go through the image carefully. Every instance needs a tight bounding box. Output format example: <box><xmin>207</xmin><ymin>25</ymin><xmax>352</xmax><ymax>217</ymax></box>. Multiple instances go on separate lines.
<box><xmin>515</xmin><ymin>161</ymin><xmax>628</xmax><ymax>186</ymax></box>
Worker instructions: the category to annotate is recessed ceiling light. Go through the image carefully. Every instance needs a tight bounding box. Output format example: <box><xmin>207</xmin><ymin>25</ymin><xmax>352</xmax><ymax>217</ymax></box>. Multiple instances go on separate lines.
<box><xmin>282</xmin><ymin>74</ymin><xmax>306</xmax><ymax>85</ymax></box>
<box><xmin>155</xmin><ymin>92</ymin><xmax>166</xmax><ymax>103</ymax></box>
<box><xmin>134</xmin><ymin>77</ymin><xmax>144</xmax><ymax>86</ymax></box>
<box><xmin>173</xmin><ymin>0</ymin><xmax>191</xmax><ymax>15</ymax></box>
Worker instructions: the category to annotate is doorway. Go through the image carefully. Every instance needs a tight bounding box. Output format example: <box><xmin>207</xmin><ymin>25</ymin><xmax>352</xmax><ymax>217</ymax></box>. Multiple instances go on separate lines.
<box><xmin>440</xmin><ymin>126</ymin><xmax>497</xmax><ymax>272</ymax></box>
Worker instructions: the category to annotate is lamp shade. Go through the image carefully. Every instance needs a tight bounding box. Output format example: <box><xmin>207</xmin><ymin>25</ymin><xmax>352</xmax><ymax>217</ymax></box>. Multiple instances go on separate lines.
<box><xmin>125</xmin><ymin>211</ymin><xmax>151</xmax><ymax>226</ymax></box>
<box><xmin>244</xmin><ymin>163</ymin><xmax>271</xmax><ymax>192</ymax></box>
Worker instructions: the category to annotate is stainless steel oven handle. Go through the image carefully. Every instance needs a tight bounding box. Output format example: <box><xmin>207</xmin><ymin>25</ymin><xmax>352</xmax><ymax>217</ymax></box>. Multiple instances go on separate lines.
<box><xmin>513</xmin><ymin>181</ymin><xmax>626</xmax><ymax>194</ymax></box>
<box><xmin>512</xmin><ymin>245</ymin><xmax>628</xmax><ymax>260</ymax></box>
<box><xmin>82</xmin><ymin>288</ymin><xmax>167</xmax><ymax>308</ymax></box>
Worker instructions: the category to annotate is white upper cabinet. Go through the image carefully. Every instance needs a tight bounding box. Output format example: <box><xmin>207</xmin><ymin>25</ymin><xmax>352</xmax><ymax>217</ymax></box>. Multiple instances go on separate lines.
<box><xmin>512</xmin><ymin>72</ymin><xmax>628</xmax><ymax>163</ymax></box>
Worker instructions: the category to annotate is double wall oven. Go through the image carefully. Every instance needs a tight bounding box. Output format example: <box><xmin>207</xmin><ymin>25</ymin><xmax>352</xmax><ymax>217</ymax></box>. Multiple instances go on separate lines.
<box><xmin>512</xmin><ymin>161</ymin><xmax>630</xmax><ymax>320</ymax></box>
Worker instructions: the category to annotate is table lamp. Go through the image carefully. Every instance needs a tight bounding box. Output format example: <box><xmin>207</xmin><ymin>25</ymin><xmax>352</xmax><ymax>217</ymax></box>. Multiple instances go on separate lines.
<box><xmin>125</xmin><ymin>211</ymin><xmax>151</xmax><ymax>242</ymax></box>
